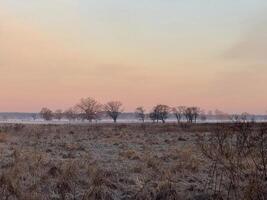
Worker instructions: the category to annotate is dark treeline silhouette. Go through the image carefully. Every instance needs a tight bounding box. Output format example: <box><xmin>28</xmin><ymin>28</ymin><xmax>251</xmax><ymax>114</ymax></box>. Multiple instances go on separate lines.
<box><xmin>39</xmin><ymin>97</ymin><xmax>256</xmax><ymax>123</ymax></box>
<box><xmin>40</xmin><ymin>97</ymin><xmax>124</xmax><ymax>123</ymax></box>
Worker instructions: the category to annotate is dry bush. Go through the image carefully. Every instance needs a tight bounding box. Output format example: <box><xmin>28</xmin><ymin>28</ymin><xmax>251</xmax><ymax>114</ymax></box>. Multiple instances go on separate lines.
<box><xmin>171</xmin><ymin>148</ymin><xmax>201</xmax><ymax>174</ymax></box>
<box><xmin>119</xmin><ymin>149</ymin><xmax>141</xmax><ymax>160</ymax></box>
<box><xmin>83</xmin><ymin>169</ymin><xmax>119</xmax><ymax>200</ymax></box>
<box><xmin>0</xmin><ymin>148</ymin><xmax>91</xmax><ymax>199</ymax></box>
<box><xmin>4</xmin><ymin>122</ymin><xmax>265</xmax><ymax>199</ymax></box>
<box><xmin>155</xmin><ymin>182</ymin><xmax>181</xmax><ymax>200</ymax></box>
<box><xmin>145</xmin><ymin>156</ymin><xmax>162</xmax><ymax>172</ymax></box>
<box><xmin>198</xmin><ymin>122</ymin><xmax>267</xmax><ymax>200</ymax></box>
<box><xmin>131</xmin><ymin>165</ymin><xmax>143</xmax><ymax>174</ymax></box>
<box><xmin>0</xmin><ymin>149</ymin><xmax>47</xmax><ymax>200</ymax></box>
<box><xmin>13</xmin><ymin>124</ymin><xmax>25</xmax><ymax>132</ymax></box>
<box><xmin>0</xmin><ymin>151</ymin><xmax>120</xmax><ymax>199</ymax></box>
<box><xmin>132</xmin><ymin>181</ymin><xmax>181</xmax><ymax>200</ymax></box>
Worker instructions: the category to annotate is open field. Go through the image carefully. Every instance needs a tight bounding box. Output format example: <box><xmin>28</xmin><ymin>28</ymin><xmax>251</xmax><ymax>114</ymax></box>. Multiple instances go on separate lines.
<box><xmin>0</xmin><ymin>123</ymin><xmax>266</xmax><ymax>200</ymax></box>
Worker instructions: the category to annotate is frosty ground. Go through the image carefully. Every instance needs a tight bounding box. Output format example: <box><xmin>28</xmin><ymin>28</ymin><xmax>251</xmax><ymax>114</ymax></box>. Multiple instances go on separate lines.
<box><xmin>0</xmin><ymin>123</ymin><xmax>266</xmax><ymax>199</ymax></box>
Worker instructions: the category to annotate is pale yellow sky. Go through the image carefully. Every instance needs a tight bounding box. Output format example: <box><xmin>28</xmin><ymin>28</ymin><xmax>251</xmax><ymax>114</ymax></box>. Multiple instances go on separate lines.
<box><xmin>0</xmin><ymin>1</ymin><xmax>267</xmax><ymax>113</ymax></box>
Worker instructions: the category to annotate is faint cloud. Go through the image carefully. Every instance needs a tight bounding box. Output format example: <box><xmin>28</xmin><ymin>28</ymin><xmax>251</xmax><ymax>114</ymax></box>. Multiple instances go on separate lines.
<box><xmin>223</xmin><ymin>18</ymin><xmax>267</xmax><ymax>65</ymax></box>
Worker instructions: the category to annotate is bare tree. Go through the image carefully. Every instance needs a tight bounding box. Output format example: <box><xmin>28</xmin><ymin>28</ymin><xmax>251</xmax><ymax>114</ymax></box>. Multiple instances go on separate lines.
<box><xmin>184</xmin><ymin>107</ymin><xmax>200</xmax><ymax>123</ymax></box>
<box><xmin>54</xmin><ymin>109</ymin><xmax>63</xmax><ymax>121</ymax></box>
<box><xmin>192</xmin><ymin>107</ymin><xmax>201</xmax><ymax>123</ymax></box>
<box><xmin>172</xmin><ymin>106</ymin><xmax>186</xmax><ymax>123</ymax></box>
<box><xmin>153</xmin><ymin>105</ymin><xmax>170</xmax><ymax>123</ymax></box>
<box><xmin>184</xmin><ymin>107</ymin><xmax>194</xmax><ymax>123</ymax></box>
<box><xmin>104</xmin><ymin>101</ymin><xmax>123</xmax><ymax>123</ymax></box>
<box><xmin>135</xmin><ymin>107</ymin><xmax>146</xmax><ymax>122</ymax></box>
<box><xmin>63</xmin><ymin>107</ymin><xmax>77</xmax><ymax>121</ymax></box>
<box><xmin>40</xmin><ymin>107</ymin><xmax>53</xmax><ymax>121</ymax></box>
<box><xmin>76</xmin><ymin>97</ymin><xmax>102</xmax><ymax>122</ymax></box>
<box><xmin>149</xmin><ymin>112</ymin><xmax>157</xmax><ymax>123</ymax></box>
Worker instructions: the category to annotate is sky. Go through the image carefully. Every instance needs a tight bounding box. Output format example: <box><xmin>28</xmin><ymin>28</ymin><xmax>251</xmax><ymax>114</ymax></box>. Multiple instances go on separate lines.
<box><xmin>0</xmin><ymin>0</ymin><xmax>267</xmax><ymax>114</ymax></box>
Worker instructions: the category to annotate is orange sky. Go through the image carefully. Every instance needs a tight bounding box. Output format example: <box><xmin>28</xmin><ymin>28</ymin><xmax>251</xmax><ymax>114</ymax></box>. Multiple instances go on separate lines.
<box><xmin>0</xmin><ymin>1</ymin><xmax>267</xmax><ymax>114</ymax></box>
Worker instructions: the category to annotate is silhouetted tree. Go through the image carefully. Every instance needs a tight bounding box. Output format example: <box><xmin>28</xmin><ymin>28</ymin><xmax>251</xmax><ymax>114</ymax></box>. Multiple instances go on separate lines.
<box><xmin>172</xmin><ymin>106</ymin><xmax>186</xmax><ymax>123</ymax></box>
<box><xmin>76</xmin><ymin>97</ymin><xmax>102</xmax><ymax>122</ymax></box>
<box><xmin>184</xmin><ymin>107</ymin><xmax>200</xmax><ymax>123</ymax></box>
<box><xmin>149</xmin><ymin>112</ymin><xmax>157</xmax><ymax>123</ymax></box>
<box><xmin>40</xmin><ymin>107</ymin><xmax>53</xmax><ymax>121</ymax></box>
<box><xmin>153</xmin><ymin>105</ymin><xmax>170</xmax><ymax>123</ymax></box>
<box><xmin>104</xmin><ymin>101</ymin><xmax>123</xmax><ymax>123</ymax></box>
<box><xmin>135</xmin><ymin>107</ymin><xmax>146</xmax><ymax>122</ymax></box>
<box><xmin>192</xmin><ymin>107</ymin><xmax>201</xmax><ymax>123</ymax></box>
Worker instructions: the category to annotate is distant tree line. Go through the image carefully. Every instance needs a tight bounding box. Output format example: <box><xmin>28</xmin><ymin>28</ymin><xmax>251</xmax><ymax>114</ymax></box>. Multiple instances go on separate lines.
<box><xmin>39</xmin><ymin>97</ymin><xmax>206</xmax><ymax>123</ymax></box>
<box><xmin>40</xmin><ymin>97</ymin><xmax>123</xmax><ymax>123</ymax></box>
<box><xmin>40</xmin><ymin>97</ymin><xmax>253</xmax><ymax>123</ymax></box>
<box><xmin>144</xmin><ymin>105</ymin><xmax>202</xmax><ymax>123</ymax></box>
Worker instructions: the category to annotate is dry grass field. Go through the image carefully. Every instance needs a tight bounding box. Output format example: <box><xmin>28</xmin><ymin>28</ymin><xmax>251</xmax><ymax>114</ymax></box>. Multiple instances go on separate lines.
<box><xmin>0</xmin><ymin>123</ymin><xmax>266</xmax><ymax>200</ymax></box>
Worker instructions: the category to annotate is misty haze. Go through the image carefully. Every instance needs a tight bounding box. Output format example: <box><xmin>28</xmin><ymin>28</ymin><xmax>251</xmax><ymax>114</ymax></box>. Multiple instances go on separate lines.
<box><xmin>0</xmin><ymin>1</ymin><xmax>267</xmax><ymax>200</ymax></box>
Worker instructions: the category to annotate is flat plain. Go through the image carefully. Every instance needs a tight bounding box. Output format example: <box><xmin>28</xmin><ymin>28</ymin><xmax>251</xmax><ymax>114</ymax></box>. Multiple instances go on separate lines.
<box><xmin>0</xmin><ymin>123</ymin><xmax>266</xmax><ymax>200</ymax></box>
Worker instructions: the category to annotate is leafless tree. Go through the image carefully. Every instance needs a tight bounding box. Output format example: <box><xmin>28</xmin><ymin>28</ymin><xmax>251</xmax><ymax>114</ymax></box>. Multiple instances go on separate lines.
<box><xmin>104</xmin><ymin>101</ymin><xmax>123</xmax><ymax>123</ymax></box>
<box><xmin>184</xmin><ymin>107</ymin><xmax>200</xmax><ymax>123</ymax></box>
<box><xmin>149</xmin><ymin>112</ymin><xmax>157</xmax><ymax>123</ymax></box>
<box><xmin>76</xmin><ymin>97</ymin><xmax>102</xmax><ymax>122</ymax></box>
<box><xmin>135</xmin><ymin>107</ymin><xmax>146</xmax><ymax>122</ymax></box>
<box><xmin>192</xmin><ymin>107</ymin><xmax>201</xmax><ymax>122</ymax></box>
<box><xmin>172</xmin><ymin>106</ymin><xmax>186</xmax><ymax>123</ymax></box>
<box><xmin>54</xmin><ymin>109</ymin><xmax>63</xmax><ymax>120</ymax></box>
<box><xmin>40</xmin><ymin>107</ymin><xmax>53</xmax><ymax>121</ymax></box>
<box><xmin>184</xmin><ymin>107</ymin><xmax>194</xmax><ymax>123</ymax></box>
<box><xmin>152</xmin><ymin>105</ymin><xmax>170</xmax><ymax>123</ymax></box>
